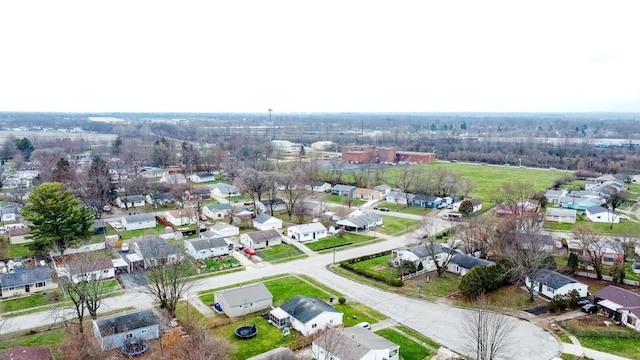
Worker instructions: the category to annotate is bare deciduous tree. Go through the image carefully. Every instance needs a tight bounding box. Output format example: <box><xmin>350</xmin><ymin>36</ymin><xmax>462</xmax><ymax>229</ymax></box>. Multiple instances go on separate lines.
<box><xmin>312</xmin><ymin>327</ymin><xmax>347</xmax><ymax>360</ymax></box>
<box><xmin>572</xmin><ymin>223</ymin><xmax>612</xmax><ymax>280</ymax></box>
<box><xmin>461</xmin><ymin>296</ymin><xmax>517</xmax><ymax>360</ymax></box>
<box><xmin>420</xmin><ymin>218</ymin><xmax>459</xmax><ymax>277</ymax></box>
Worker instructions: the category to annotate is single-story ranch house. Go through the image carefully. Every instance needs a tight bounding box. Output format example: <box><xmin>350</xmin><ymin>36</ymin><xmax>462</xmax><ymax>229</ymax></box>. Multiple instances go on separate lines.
<box><xmin>214</xmin><ymin>282</ymin><xmax>273</xmax><ymax>318</ymax></box>
<box><xmin>93</xmin><ymin>309</ymin><xmax>159</xmax><ymax>351</ymax></box>
<box><xmin>525</xmin><ymin>269</ymin><xmax>588</xmax><ymax>299</ymax></box>
<box><xmin>287</xmin><ymin>222</ymin><xmax>328</xmax><ymax>242</ymax></box>
<box><xmin>268</xmin><ymin>295</ymin><xmax>343</xmax><ymax>336</ymax></box>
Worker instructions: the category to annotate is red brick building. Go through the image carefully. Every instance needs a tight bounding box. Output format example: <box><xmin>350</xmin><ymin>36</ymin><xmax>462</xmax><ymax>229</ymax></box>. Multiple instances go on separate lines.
<box><xmin>341</xmin><ymin>146</ymin><xmax>436</xmax><ymax>164</ymax></box>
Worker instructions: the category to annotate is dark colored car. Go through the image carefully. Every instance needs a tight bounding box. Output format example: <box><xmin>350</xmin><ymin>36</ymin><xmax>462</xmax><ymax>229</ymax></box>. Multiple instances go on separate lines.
<box><xmin>581</xmin><ymin>304</ymin><xmax>598</xmax><ymax>314</ymax></box>
<box><xmin>379</xmin><ymin>207</ymin><xmax>390</xmax><ymax>212</ymax></box>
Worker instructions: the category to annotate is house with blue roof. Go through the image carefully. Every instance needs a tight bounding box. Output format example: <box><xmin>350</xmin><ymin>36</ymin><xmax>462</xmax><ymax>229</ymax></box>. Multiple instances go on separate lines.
<box><xmin>1</xmin><ymin>266</ymin><xmax>56</xmax><ymax>299</ymax></box>
<box><xmin>330</xmin><ymin>184</ymin><xmax>356</xmax><ymax>197</ymax></box>
<box><xmin>525</xmin><ymin>269</ymin><xmax>588</xmax><ymax>299</ymax></box>
<box><xmin>447</xmin><ymin>253</ymin><xmax>493</xmax><ymax>276</ymax></box>
<box><xmin>412</xmin><ymin>194</ymin><xmax>443</xmax><ymax>208</ymax></box>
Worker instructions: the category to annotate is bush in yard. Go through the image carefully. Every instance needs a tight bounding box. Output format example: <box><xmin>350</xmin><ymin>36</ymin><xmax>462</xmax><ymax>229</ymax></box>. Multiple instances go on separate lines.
<box><xmin>338</xmin><ymin>296</ymin><xmax>346</xmax><ymax>304</ymax></box>
<box><xmin>567</xmin><ymin>252</ymin><xmax>579</xmax><ymax>273</ymax></box>
<box><xmin>610</xmin><ymin>261</ymin><xmax>626</xmax><ymax>284</ymax></box>
<box><xmin>568</xmin><ymin>289</ymin><xmax>581</xmax><ymax>309</ymax></box>
<box><xmin>458</xmin><ymin>200</ymin><xmax>474</xmax><ymax>217</ymax></box>
<box><xmin>460</xmin><ymin>265</ymin><xmax>503</xmax><ymax>299</ymax></box>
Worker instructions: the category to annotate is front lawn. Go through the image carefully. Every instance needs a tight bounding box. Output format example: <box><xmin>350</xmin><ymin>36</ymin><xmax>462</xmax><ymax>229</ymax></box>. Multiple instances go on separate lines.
<box><xmin>257</xmin><ymin>243</ymin><xmax>305</xmax><ymax>262</ymax></box>
<box><xmin>201</xmin><ymin>257</ymin><xmax>241</xmax><ymax>271</ymax></box>
<box><xmin>577</xmin><ymin>336</ymin><xmax>640</xmax><ymax>360</ymax></box>
<box><xmin>376</xmin><ymin>215</ymin><xmax>420</xmax><ymax>235</ymax></box>
<box><xmin>375</xmin><ymin>328</ymin><xmax>431</xmax><ymax>360</ymax></box>
<box><xmin>5</xmin><ymin>242</ymin><xmax>33</xmax><ymax>259</ymax></box>
<box><xmin>304</xmin><ymin>233</ymin><xmax>376</xmax><ymax>251</ymax></box>
<box><xmin>0</xmin><ymin>292</ymin><xmax>56</xmax><ymax>313</ymax></box>
<box><xmin>381</xmin><ymin>203</ymin><xmax>431</xmax><ymax>216</ymax></box>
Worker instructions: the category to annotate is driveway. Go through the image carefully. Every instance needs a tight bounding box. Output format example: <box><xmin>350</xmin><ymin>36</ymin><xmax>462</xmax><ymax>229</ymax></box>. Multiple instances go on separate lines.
<box><xmin>118</xmin><ymin>270</ymin><xmax>150</xmax><ymax>289</ymax></box>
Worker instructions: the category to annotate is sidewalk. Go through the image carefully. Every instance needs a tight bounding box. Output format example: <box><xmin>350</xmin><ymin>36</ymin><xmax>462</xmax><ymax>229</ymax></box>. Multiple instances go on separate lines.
<box><xmin>562</xmin><ymin>334</ymin><xmax>631</xmax><ymax>360</ymax></box>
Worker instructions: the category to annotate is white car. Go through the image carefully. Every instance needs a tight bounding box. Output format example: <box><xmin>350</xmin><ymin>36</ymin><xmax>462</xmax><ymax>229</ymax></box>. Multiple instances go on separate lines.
<box><xmin>356</xmin><ymin>322</ymin><xmax>371</xmax><ymax>330</ymax></box>
<box><xmin>617</xmin><ymin>214</ymin><xmax>630</xmax><ymax>220</ymax></box>
<box><xmin>113</xmin><ymin>222</ymin><xmax>124</xmax><ymax>230</ymax></box>
<box><xmin>121</xmin><ymin>242</ymin><xmax>129</xmax><ymax>252</ymax></box>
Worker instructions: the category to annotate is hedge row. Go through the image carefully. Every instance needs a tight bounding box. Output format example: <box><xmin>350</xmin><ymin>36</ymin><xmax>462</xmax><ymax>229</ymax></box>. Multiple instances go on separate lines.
<box><xmin>339</xmin><ymin>251</ymin><xmax>403</xmax><ymax>287</ymax></box>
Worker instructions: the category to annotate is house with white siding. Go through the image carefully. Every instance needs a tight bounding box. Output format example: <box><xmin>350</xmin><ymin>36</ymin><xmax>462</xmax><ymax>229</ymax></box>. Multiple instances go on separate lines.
<box><xmin>185</xmin><ymin>236</ymin><xmax>230</xmax><ymax>260</ymax></box>
<box><xmin>288</xmin><ymin>223</ymin><xmax>328</xmax><ymax>242</ymax></box>
<box><xmin>525</xmin><ymin>269</ymin><xmax>588</xmax><ymax>298</ymax></box>
<box><xmin>268</xmin><ymin>295</ymin><xmax>343</xmax><ymax>336</ymax></box>
<box><xmin>313</xmin><ymin>326</ymin><xmax>400</xmax><ymax>360</ymax></box>
<box><xmin>209</xmin><ymin>223</ymin><xmax>240</xmax><ymax>237</ymax></box>
<box><xmin>253</xmin><ymin>214</ymin><xmax>282</xmax><ymax>231</ymax></box>
<box><xmin>121</xmin><ymin>213</ymin><xmax>156</xmax><ymax>231</ymax></box>
<box><xmin>202</xmin><ymin>203</ymin><xmax>232</xmax><ymax>220</ymax></box>
<box><xmin>1</xmin><ymin>266</ymin><xmax>56</xmax><ymax>299</ymax></box>
<box><xmin>240</xmin><ymin>229</ymin><xmax>282</xmax><ymax>250</ymax></box>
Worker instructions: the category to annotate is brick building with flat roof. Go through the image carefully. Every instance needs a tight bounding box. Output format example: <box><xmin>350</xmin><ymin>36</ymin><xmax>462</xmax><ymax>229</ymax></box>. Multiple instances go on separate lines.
<box><xmin>341</xmin><ymin>146</ymin><xmax>435</xmax><ymax>164</ymax></box>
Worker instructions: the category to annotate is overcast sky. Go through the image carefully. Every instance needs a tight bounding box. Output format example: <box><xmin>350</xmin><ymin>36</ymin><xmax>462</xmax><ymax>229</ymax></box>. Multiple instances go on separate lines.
<box><xmin>1</xmin><ymin>0</ymin><xmax>639</xmax><ymax>113</ymax></box>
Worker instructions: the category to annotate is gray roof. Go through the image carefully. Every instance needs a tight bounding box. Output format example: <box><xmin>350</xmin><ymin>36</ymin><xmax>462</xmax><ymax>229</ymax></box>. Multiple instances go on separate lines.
<box><xmin>546</xmin><ymin>208</ymin><xmax>577</xmax><ymax>217</ymax></box>
<box><xmin>537</xmin><ymin>269</ymin><xmax>584</xmax><ymax>290</ymax></box>
<box><xmin>246</xmin><ymin>229</ymin><xmax>281</xmax><ymax>243</ymax></box>
<box><xmin>406</xmin><ymin>243</ymin><xmax>451</xmax><ymax>259</ymax></box>
<box><xmin>586</xmin><ymin>204</ymin><xmax>608</xmax><ymax>214</ymax></box>
<box><xmin>210</xmin><ymin>223</ymin><xmax>237</xmax><ymax>232</ymax></box>
<box><xmin>312</xmin><ymin>181</ymin><xmax>329</xmax><ymax>187</ymax></box>
<box><xmin>0</xmin><ymin>202</ymin><xmax>22</xmax><ymax>214</ymax></box>
<box><xmin>123</xmin><ymin>213</ymin><xmax>156</xmax><ymax>223</ymax></box>
<box><xmin>215</xmin><ymin>282</ymin><xmax>273</xmax><ymax>307</ymax></box>
<box><xmin>254</xmin><ymin>213</ymin><xmax>279</xmax><ymax>224</ymax></box>
<box><xmin>121</xmin><ymin>195</ymin><xmax>145</xmax><ymax>202</ymax></box>
<box><xmin>206</xmin><ymin>203</ymin><xmax>232</xmax><ymax>211</ymax></box>
<box><xmin>94</xmin><ymin>309</ymin><xmax>158</xmax><ymax>337</ymax></box>
<box><xmin>135</xmin><ymin>237</ymin><xmax>179</xmax><ymax>259</ymax></box>
<box><xmin>261</xmin><ymin>199</ymin><xmax>286</xmax><ymax>207</ymax></box>
<box><xmin>279</xmin><ymin>295</ymin><xmax>340</xmax><ymax>323</ymax></box>
<box><xmin>1</xmin><ymin>266</ymin><xmax>52</xmax><ymax>288</ymax></box>
<box><xmin>595</xmin><ymin>285</ymin><xmax>640</xmax><ymax>307</ymax></box>
<box><xmin>331</xmin><ymin>184</ymin><xmax>355</xmax><ymax>192</ymax></box>
<box><xmin>90</xmin><ymin>219</ymin><xmax>105</xmax><ymax>230</ymax></box>
<box><xmin>449</xmin><ymin>253</ymin><xmax>493</xmax><ymax>269</ymax></box>
<box><xmin>187</xmin><ymin>237</ymin><xmax>228</xmax><ymax>251</ymax></box>
<box><xmin>337</xmin><ymin>213</ymin><xmax>382</xmax><ymax>228</ymax></box>
<box><xmin>317</xmin><ymin>327</ymin><xmax>398</xmax><ymax>359</ymax></box>
<box><xmin>288</xmin><ymin>222</ymin><xmax>327</xmax><ymax>233</ymax></box>
<box><xmin>208</xmin><ymin>183</ymin><xmax>239</xmax><ymax>193</ymax></box>
<box><xmin>246</xmin><ymin>347</ymin><xmax>295</xmax><ymax>360</ymax></box>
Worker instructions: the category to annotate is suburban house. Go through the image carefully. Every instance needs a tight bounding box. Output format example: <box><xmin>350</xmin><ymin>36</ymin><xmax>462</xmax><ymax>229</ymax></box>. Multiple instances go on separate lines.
<box><xmin>202</xmin><ymin>203</ymin><xmax>232</xmax><ymax>219</ymax></box>
<box><xmin>253</xmin><ymin>213</ymin><xmax>283</xmax><ymax>231</ymax></box>
<box><xmin>494</xmin><ymin>199</ymin><xmax>538</xmax><ymax>217</ymax></box>
<box><xmin>464</xmin><ymin>198</ymin><xmax>483</xmax><ymax>213</ymax></box>
<box><xmin>391</xmin><ymin>243</ymin><xmax>452</xmax><ymax>272</ymax></box>
<box><xmin>594</xmin><ymin>285</ymin><xmax>640</xmax><ymax>332</ymax></box>
<box><xmin>569</xmin><ymin>239</ymin><xmax>625</xmax><ymax>264</ymax></box>
<box><xmin>447</xmin><ymin>253</ymin><xmax>493</xmax><ymax>276</ymax></box>
<box><xmin>309</xmin><ymin>181</ymin><xmax>331</xmax><ymax>193</ymax></box>
<box><xmin>288</xmin><ymin>223</ymin><xmax>328</xmax><ymax>242</ymax></box>
<box><xmin>337</xmin><ymin>213</ymin><xmax>383</xmax><ymax>232</ymax></box>
<box><xmin>312</xmin><ymin>326</ymin><xmax>400</xmax><ymax>360</ymax></box>
<box><xmin>189</xmin><ymin>172</ymin><xmax>215</xmax><ymax>183</ymax></box>
<box><xmin>66</xmin><ymin>258</ymin><xmax>115</xmax><ymax>284</ymax></box>
<box><xmin>585</xmin><ymin>205</ymin><xmax>619</xmax><ymax>224</ymax></box>
<box><xmin>90</xmin><ymin>219</ymin><xmax>107</xmax><ymax>235</ymax></box>
<box><xmin>412</xmin><ymin>194</ymin><xmax>443</xmax><ymax>208</ymax></box>
<box><xmin>165</xmin><ymin>208</ymin><xmax>197</xmax><ymax>226</ymax></box>
<box><xmin>517</xmin><ymin>233</ymin><xmax>556</xmax><ymax>252</ymax></box>
<box><xmin>330</xmin><ymin>184</ymin><xmax>356</xmax><ymax>197</ymax></box>
<box><xmin>257</xmin><ymin>199</ymin><xmax>287</xmax><ymax>213</ymax></box>
<box><xmin>0</xmin><ymin>346</ymin><xmax>54</xmax><ymax>360</ymax></box>
<box><xmin>134</xmin><ymin>237</ymin><xmax>179</xmax><ymax>268</ymax></box>
<box><xmin>247</xmin><ymin>348</ymin><xmax>296</xmax><ymax>360</ymax></box>
<box><xmin>233</xmin><ymin>208</ymin><xmax>254</xmax><ymax>221</ymax></box>
<box><xmin>185</xmin><ymin>236</ymin><xmax>230</xmax><ymax>260</ymax></box>
<box><xmin>0</xmin><ymin>266</ymin><xmax>55</xmax><ymax>299</ymax></box>
<box><xmin>240</xmin><ymin>229</ymin><xmax>282</xmax><ymax>250</ymax></box>
<box><xmin>139</xmin><ymin>166</ymin><xmax>167</xmax><ymax>179</ymax></box>
<box><xmin>92</xmin><ymin>309</ymin><xmax>159</xmax><ymax>351</ymax></box>
<box><xmin>385</xmin><ymin>191</ymin><xmax>414</xmax><ymax>206</ymax></box>
<box><xmin>545</xmin><ymin>208</ymin><xmax>577</xmax><ymax>224</ymax></box>
<box><xmin>373</xmin><ymin>184</ymin><xmax>392</xmax><ymax>197</ymax></box>
<box><xmin>353</xmin><ymin>188</ymin><xmax>382</xmax><ymax>201</ymax></box>
<box><xmin>159</xmin><ymin>173</ymin><xmax>187</xmax><ymax>184</ymax></box>
<box><xmin>208</xmin><ymin>183</ymin><xmax>241</xmax><ymax>198</ymax></box>
<box><xmin>0</xmin><ymin>202</ymin><xmax>22</xmax><ymax>222</ymax></box>
<box><xmin>544</xmin><ymin>189</ymin><xmax>569</xmax><ymax>205</ymax></box>
<box><xmin>121</xmin><ymin>213</ymin><xmax>156</xmax><ymax>231</ymax></box>
<box><xmin>268</xmin><ymin>295</ymin><xmax>343</xmax><ymax>336</ymax></box>
<box><xmin>525</xmin><ymin>269</ymin><xmax>588</xmax><ymax>299</ymax></box>
<box><xmin>116</xmin><ymin>195</ymin><xmax>146</xmax><ymax>209</ymax></box>
<box><xmin>185</xmin><ymin>188</ymin><xmax>211</xmax><ymax>200</ymax></box>
<box><xmin>214</xmin><ymin>282</ymin><xmax>273</xmax><ymax>318</ymax></box>
<box><xmin>329</xmin><ymin>206</ymin><xmax>362</xmax><ymax>221</ymax></box>
<box><xmin>145</xmin><ymin>192</ymin><xmax>174</xmax><ymax>206</ymax></box>
<box><xmin>294</xmin><ymin>201</ymin><xmax>323</xmax><ymax>217</ymax></box>
<box><xmin>209</xmin><ymin>222</ymin><xmax>239</xmax><ymax>237</ymax></box>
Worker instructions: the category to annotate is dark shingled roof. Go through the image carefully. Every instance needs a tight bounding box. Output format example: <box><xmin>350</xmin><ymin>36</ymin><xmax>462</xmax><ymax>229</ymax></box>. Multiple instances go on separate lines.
<box><xmin>449</xmin><ymin>253</ymin><xmax>493</xmax><ymax>269</ymax></box>
<box><xmin>1</xmin><ymin>266</ymin><xmax>51</xmax><ymax>288</ymax></box>
<box><xmin>537</xmin><ymin>269</ymin><xmax>584</xmax><ymax>290</ymax></box>
<box><xmin>595</xmin><ymin>285</ymin><xmax>640</xmax><ymax>308</ymax></box>
<box><xmin>94</xmin><ymin>309</ymin><xmax>158</xmax><ymax>337</ymax></box>
<box><xmin>279</xmin><ymin>295</ymin><xmax>340</xmax><ymax>323</ymax></box>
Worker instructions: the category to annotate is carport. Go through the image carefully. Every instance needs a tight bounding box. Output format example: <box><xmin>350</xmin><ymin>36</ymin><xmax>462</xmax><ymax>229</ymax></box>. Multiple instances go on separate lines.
<box><xmin>126</xmin><ymin>253</ymin><xmax>145</xmax><ymax>272</ymax></box>
<box><xmin>112</xmin><ymin>258</ymin><xmax>129</xmax><ymax>274</ymax></box>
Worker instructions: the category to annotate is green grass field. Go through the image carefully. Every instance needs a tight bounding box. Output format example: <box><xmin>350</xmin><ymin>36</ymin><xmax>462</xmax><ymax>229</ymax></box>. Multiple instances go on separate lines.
<box><xmin>376</xmin><ymin>215</ymin><xmax>420</xmax><ymax>235</ymax></box>
<box><xmin>375</xmin><ymin>328</ymin><xmax>431</xmax><ymax>360</ymax></box>
<box><xmin>576</xmin><ymin>336</ymin><xmax>640</xmax><ymax>359</ymax></box>
<box><xmin>257</xmin><ymin>243</ymin><xmax>304</xmax><ymax>261</ymax></box>
<box><xmin>303</xmin><ymin>233</ymin><xmax>376</xmax><ymax>251</ymax></box>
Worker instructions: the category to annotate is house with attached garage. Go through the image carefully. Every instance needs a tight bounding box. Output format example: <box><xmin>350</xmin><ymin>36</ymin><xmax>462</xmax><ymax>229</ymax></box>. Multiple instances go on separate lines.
<box><xmin>312</xmin><ymin>326</ymin><xmax>400</xmax><ymax>360</ymax></box>
<box><xmin>209</xmin><ymin>222</ymin><xmax>239</xmax><ymax>237</ymax></box>
<box><xmin>525</xmin><ymin>269</ymin><xmax>588</xmax><ymax>299</ymax></box>
<box><xmin>447</xmin><ymin>253</ymin><xmax>493</xmax><ymax>276</ymax></box>
<box><xmin>545</xmin><ymin>208</ymin><xmax>577</xmax><ymax>224</ymax></box>
<box><xmin>185</xmin><ymin>236</ymin><xmax>230</xmax><ymax>260</ymax></box>
<box><xmin>330</xmin><ymin>184</ymin><xmax>356</xmax><ymax>197</ymax></box>
<box><xmin>202</xmin><ymin>203</ymin><xmax>232</xmax><ymax>220</ymax></box>
<box><xmin>214</xmin><ymin>282</ymin><xmax>273</xmax><ymax>318</ymax></box>
<box><xmin>288</xmin><ymin>222</ymin><xmax>328</xmax><ymax>242</ymax></box>
<box><xmin>240</xmin><ymin>229</ymin><xmax>282</xmax><ymax>250</ymax></box>
<box><xmin>189</xmin><ymin>172</ymin><xmax>215</xmax><ymax>183</ymax></box>
<box><xmin>595</xmin><ymin>285</ymin><xmax>640</xmax><ymax>332</ymax></box>
<box><xmin>253</xmin><ymin>213</ymin><xmax>282</xmax><ymax>231</ymax></box>
<box><xmin>585</xmin><ymin>205</ymin><xmax>619</xmax><ymax>224</ymax></box>
<box><xmin>337</xmin><ymin>213</ymin><xmax>383</xmax><ymax>232</ymax></box>
<box><xmin>121</xmin><ymin>213</ymin><xmax>156</xmax><ymax>231</ymax></box>
<box><xmin>268</xmin><ymin>295</ymin><xmax>343</xmax><ymax>336</ymax></box>
<box><xmin>116</xmin><ymin>195</ymin><xmax>146</xmax><ymax>209</ymax></box>
<box><xmin>0</xmin><ymin>266</ymin><xmax>56</xmax><ymax>299</ymax></box>
<box><xmin>93</xmin><ymin>309</ymin><xmax>159</xmax><ymax>351</ymax></box>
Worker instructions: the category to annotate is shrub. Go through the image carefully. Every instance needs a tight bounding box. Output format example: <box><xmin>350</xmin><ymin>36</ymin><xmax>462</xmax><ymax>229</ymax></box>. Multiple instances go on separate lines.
<box><xmin>338</xmin><ymin>296</ymin><xmax>346</xmax><ymax>304</ymax></box>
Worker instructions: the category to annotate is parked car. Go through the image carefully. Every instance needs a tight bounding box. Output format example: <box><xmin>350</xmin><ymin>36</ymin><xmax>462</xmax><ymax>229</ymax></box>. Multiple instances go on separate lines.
<box><xmin>121</xmin><ymin>242</ymin><xmax>129</xmax><ymax>252</ymax></box>
<box><xmin>103</xmin><ymin>205</ymin><xmax>111</xmax><ymax>212</ymax></box>
<box><xmin>244</xmin><ymin>247</ymin><xmax>256</xmax><ymax>256</ymax></box>
<box><xmin>581</xmin><ymin>304</ymin><xmax>598</xmax><ymax>314</ymax></box>
<box><xmin>356</xmin><ymin>322</ymin><xmax>371</xmax><ymax>330</ymax></box>
<box><xmin>379</xmin><ymin>207</ymin><xmax>390</xmax><ymax>212</ymax></box>
<box><xmin>113</xmin><ymin>222</ymin><xmax>124</xmax><ymax>230</ymax></box>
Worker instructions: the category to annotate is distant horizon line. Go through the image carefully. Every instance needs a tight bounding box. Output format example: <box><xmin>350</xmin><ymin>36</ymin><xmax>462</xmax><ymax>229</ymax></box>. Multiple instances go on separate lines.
<box><xmin>1</xmin><ymin>110</ymin><xmax>639</xmax><ymax>115</ymax></box>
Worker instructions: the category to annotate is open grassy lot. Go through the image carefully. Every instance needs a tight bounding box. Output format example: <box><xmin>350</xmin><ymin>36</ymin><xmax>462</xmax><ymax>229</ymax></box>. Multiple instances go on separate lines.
<box><xmin>376</xmin><ymin>215</ymin><xmax>420</xmax><ymax>236</ymax></box>
<box><xmin>375</xmin><ymin>328</ymin><xmax>431</xmax><ymax>360</ymax></box>
<box><xmin>576</xmin><ymin>336</ymin><xmax>640</xmax><ymax>359</ymax></box>
<box><xmin>456</xmin><ymin>284</ymin><xmax>546</xmax><ymax>310</ymax></box>
<box><xmin>380</xmin><ymin>202</ymin><xmax>431</xmax><ymax>215</ymax></box>
<box><xmin>116</xmin><ymin>222</ymin><xmax>166</xmax><ymax>240</ymax></box>
<box><xmin>257</xmin><ymin>243</ymin><xmax>305</xmax><ymax>262</ymax></box>
<box><xmin>324</xmin><ymin>194</ymin><xmax>367</xmax><ymax>206</ymax></box>
<box><xmin>304</xmin><ymin>233</ymin><xmax>376</xmax><ymax>251</ymax></box>
<box><xmin>5</xmin><ymin>241</ymin><xmax>33</xmax><ymax>259</ymax></box>
<box><xmin>0</xmin><ymin>328</ymin><xmax>65</xmax><ymax>355</ymax></box>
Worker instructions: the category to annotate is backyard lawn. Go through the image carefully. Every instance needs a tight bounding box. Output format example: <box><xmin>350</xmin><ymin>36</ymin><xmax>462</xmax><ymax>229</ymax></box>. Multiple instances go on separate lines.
<box><xmin>303</xmin><ymin>233</ymin><xmax>376</xmax><ymax>252</ymax></box>
<box><xmin>116</xmin><ymin>222</ymin><xmax>167</xmax><ymax>240</ymax></box>
<box><xmin>375</xmin><ymin>328</ymin><xmax>431</xmax><ymax>360</ymax></box>
<box><xmin>324</xmin><ymin>194</ymin><xmax>367</xmax><ymax>206</ymax></box>
<box><xmin>376</xmin><ymin>215</ymin><xmax>420</xmax><ymax>236</ymax></box>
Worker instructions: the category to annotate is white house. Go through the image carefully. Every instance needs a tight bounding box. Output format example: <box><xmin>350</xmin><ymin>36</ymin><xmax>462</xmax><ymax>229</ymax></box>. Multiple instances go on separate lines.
<box><xmin>544</xmin><ymin>189</ymin><xmax>569</xmax><ymax>205</ymax></box>
<box><xmin>185</xmin><ymin>236</ymin><xmax>230</xmax><ymax>260</ymax></box>
<box><xmin>116</xmin><ymin>195</ymin><xmax>146</xmax><ymax>209</ymax></box>
<box><xmin>257</xmin><ymin>199</ymin><xmax>287</xmax><ymax>213</ymax></box>
<box><xmin>240</xmin><ymin>229</ymin><xmax>282</xmax><ymax>250</ymax></box>
<box><xmin>202</xmin><ymin>203</ymin><xmax>232</xmax><ymax>220</ymax></box>
<box><xmin>466</xmin><ymin>198</ymin><xmax>483</xmax><ymax>213</ymax></box>
<box><xmin>268</xmin><ymin>295</ymin><xmax>343</xmax><ymax>336</ymax></box>
<box><xmin>0</xmin><ymin>266</ymin><xmax>56</xmax><ymax>299</ymax></box>
<box><xmin>525</xmin><ymin>269</ymin><xmax>588</xmax><ymax>298</ymax></box>
<box><xmin>145</xmin><ymin>192</ymin><xmax>174</xmax><ymax>206</ymax></box>
<box><xmin>121</xmin><ymin>213</ymin><xmax>156</xmax><ymax>231</ymax></box>
<box><xmin>373</xmin><ymin>184</ymin><xmax>392</xmax><ymax>197</ymax></box>
<box><xmin>391</xmin><ymin>243</ymin><xmax>452</xmax><ymax>272</ymax></box>
<box><xmin>309</xmin><ymin>181</ymin><xmax>332</xmax><ymax>193</ymax></box>
<box><xmin>189</xmin><ymin>172</ymin><xmax>215</xmax><ymax>183</ymax></box>
<box><xmin>288</xmin><ymin>223</ymin><xmax>328</xmax><ymax>242</ymax></box>
<box><xmin>330</xmin><ymin>206</ymin><xmax>362</xmax><ymax>221</ymax></box>
<box><xmin>165</xmin><ymin>208</ymin><xmax>197</xmax><ymax>226</ymax></box>
<box><xmin>66</xmin><ymin>258</ymin><xmax>115</xmax><ymax>284</ymax></box>
<box><xmin>159</xmin><ymin>173</ymin><xmax>187</xmax><ymax>184</ymax></box>
<box><xmin>253</xmin><ymin>214</ymin><xmax>282</xmax><ymax>231</ymax></box>
<box><xmin>0</xmin><ymin>202</ymin><xmax>22</xmax><ymax>222</ymax></box>
<box><xmin>385</xmin><ymin>191</ymin><xmax>414</xmax><ymax>206</ymax></box>
<box><xmin>134</xmin><ymin>237</ymin><xmax>179</xmax><ymax>269</ymax></box>
<box><xmin>207</xmin><ymin>183</ymin><xmax>241</xmax><ymax>198</ymax></box>
<box><xmin>337</xmin><ymin>213</ymin><xmax>382</xmax><ymax>232</ymax></box>
<box><xmin>586</xmin><ymin>205</ymin><xmax>620</xmax><ymax>224</ymax></box>
<box><xmin>209</xmin><ymin>223</ymin><xmax>240</xmax><ymax>237</ymax></box>
<box><xmin>545</xmin><ymin>208</ymin><xmax>577</xmax><ymax>224</ymax></box>
<box><xmin>214</xmin><ymin>283</ymin><xmax>273</xmax><ymax>318</ymax></box>
<box><xmin>353</xmin><ymin>188</ymin><xmax>382</xmax><ymax>201</ymax></box>
<box><xmin>313</xmin><ymin>326</ymin><xmax>400</xmax><ymax>360</ymax></box>
<box><xmin>447</xmin><ymin>253</ymin><xmax>493</xmax><ymax>276</ymax></box>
